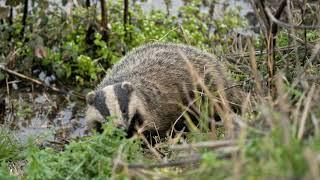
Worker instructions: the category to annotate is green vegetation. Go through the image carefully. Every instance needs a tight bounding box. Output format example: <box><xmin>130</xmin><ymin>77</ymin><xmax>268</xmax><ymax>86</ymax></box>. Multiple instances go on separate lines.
<box><xmin>1</xmin><ymin>0</ymin><xmax>320</xmax><ymax>179</ymax></box>
<box><xmin>24</xmin><ymin>124</ymin><xmax>142</xmax><ymax>179</ymax></box>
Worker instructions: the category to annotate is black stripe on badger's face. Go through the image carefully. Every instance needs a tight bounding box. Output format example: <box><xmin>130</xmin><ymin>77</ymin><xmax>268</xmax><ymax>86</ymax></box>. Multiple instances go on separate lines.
<box><xmin>93</xmin><ymin>90</ymin><xmax>110</xmax><ymax>118</ymax></box>
<box><xmin>113</xmin><ymin>83</ymin><xmax>130</xmax><ymax>121</ymax></box>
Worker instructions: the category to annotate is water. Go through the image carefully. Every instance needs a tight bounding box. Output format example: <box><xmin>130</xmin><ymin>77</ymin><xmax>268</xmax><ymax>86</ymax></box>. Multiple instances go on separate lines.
<box><xmin>137</xmin><ymin>0</ymin><xmax>256</xmax><ymax>35</ymax></box>
<box><xmin>3</xmin><ymin>89</ymin><xmax>86</xmax><ymax>145</ymax></box>
<box><xmin>138</xmin><ymin>0</ymin><xmax>252</xmax><ymax>15</ymax></box>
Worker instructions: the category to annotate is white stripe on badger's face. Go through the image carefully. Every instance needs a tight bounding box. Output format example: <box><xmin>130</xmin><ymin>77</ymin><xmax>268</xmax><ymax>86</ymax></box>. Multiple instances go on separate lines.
<box><xmin>102</xmin><ymin>86</ymin><xmax>127</xmax><ymax>128</ymax></box>
<box><xmin>127</xmin><ymin>92</ymin><xmax>138</xmax><ymax>126</ymax></box>
<box><xmin>85</xmin><ymin>105</ymin><xmax>104</xmax><ymax>131</ymax></box>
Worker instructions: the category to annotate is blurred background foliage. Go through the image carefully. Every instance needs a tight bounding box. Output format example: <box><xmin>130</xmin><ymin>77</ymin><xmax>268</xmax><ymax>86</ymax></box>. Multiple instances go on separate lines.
<box><xmin>0</xmin><ymin>0</ymin><xmax>245</xmax><ymax>88</ymax></box>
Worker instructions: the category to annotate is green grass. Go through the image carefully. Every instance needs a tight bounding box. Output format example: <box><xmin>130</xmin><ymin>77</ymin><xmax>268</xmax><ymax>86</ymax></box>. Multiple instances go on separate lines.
<box><xmin>0</xmin><ymin>126</ymin><xmax>21</xmax><ymax>162</ymax></box>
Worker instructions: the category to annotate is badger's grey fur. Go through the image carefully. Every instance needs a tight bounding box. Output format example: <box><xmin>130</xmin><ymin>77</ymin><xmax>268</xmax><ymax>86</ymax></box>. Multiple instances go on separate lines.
<box><xmin>85</xmin><ymin>43</ymin><xmax>239</xmax><ymax>137</ymax></box>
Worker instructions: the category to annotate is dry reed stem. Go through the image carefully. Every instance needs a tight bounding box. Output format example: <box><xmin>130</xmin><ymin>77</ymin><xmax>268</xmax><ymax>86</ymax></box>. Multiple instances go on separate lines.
<box><xmin>286</xmin><ymin>0</ymin><xmax>301</xmax><ymax>67</ymax></box>
<box><xmin>247</xmin><ymin>38</ymin><xmax>263</xmax><ymax>96</ymax></box>
<box><xmin>292</xmin><ymin>89</ymin><xmax>306</xmax><ymax>132</ymax></box>
<box><xmin>311</xmin><ymin>113</ymin><xmax>319</xmax><ymax>137</ymax></box>
<box><xmin>304</xmin><ymin>148</ymin><xmax>320</xmax><ymax>180</ymax></box>
<box><xmin>275</xmin><ymin>73</ymin><xmax>290</xmax><ymax>144</ymax></box>
<box><xmin>180</xmin><ymin>50</ymin><xmax>235</xmax><ymax>138</ymax></box>
<box><xmin>298</xmin><ymin>83</ymin><xmax>315</xmax><ymax>139</ymax></box>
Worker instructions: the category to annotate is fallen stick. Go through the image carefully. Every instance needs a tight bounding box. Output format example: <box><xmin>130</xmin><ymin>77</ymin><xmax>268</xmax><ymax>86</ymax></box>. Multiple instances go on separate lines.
<box><xmin>0</xmin><ymin>64</ymin><xmax>85</xmax><ymax>100</ymax></box>
<box><xmin>170</xmin><ymin>140</ymin><xmax>236</xmax><ymax>151</ymax></box>
<box><xmin>122</xmin><ymin>147</ymin><xmax>239</xmax><ymax>169</ymax></box>
<box><xmin>125</xmin><ymin>156</ymin><xmax>201</xmax><ymax>169</ymax></box>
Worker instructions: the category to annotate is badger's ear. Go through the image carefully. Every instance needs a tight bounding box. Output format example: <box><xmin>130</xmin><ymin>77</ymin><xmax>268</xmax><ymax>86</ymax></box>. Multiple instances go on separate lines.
<box><xmin>121</xmin><ymin>81</ymin><xmax>134</xmax><ymax>93</ymax></box>
<box><xmin>86</xmin><ymin>91</ymin><xmax>96</xmax><ymax>105</ymax></box>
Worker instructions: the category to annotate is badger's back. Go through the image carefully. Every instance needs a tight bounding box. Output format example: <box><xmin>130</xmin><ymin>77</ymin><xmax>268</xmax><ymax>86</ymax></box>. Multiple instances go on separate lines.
<box><xmin>98</xmin><ymin>43</ymin><xmax>224</xmax><ymax>89</ymax></box>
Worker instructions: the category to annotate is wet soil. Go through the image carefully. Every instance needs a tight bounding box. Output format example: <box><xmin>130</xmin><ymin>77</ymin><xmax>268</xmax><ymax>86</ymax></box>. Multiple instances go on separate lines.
<box><xmin>1</xmin><ymin>83</ymin><xmax>87</xmax><ymax>147</ymax></box>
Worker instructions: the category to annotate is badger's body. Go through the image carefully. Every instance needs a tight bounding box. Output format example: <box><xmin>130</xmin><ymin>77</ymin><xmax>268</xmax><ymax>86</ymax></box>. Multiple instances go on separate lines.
<box><xmin>85</xmin><ymin>43</ymin><xmax>235</xmax><ymax>137</ymax></box>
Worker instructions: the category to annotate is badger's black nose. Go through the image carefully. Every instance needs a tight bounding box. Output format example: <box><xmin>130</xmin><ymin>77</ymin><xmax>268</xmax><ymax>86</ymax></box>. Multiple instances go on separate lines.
<box><xmin>116</xmin><ymin>123</ymin><xmax>127</xmax><ymax>131</ymax></box>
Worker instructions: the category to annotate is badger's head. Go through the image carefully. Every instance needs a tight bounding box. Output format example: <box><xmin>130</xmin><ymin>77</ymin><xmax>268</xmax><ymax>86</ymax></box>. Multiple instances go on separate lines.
<box><xmin>85</xmin><ymin>81</ymin><xmax>141</xmax><ymax>136</ymax></box>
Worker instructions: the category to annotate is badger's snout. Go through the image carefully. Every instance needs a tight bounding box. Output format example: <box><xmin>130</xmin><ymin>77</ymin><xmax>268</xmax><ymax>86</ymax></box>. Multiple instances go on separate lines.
<box><xmin>114</xmin><ymin>118</ymin><xmax>129</xmax><ymax>131</ymax></box>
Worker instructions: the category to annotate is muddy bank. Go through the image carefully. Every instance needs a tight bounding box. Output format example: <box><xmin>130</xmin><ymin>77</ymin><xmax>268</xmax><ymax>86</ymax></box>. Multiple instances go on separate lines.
<box><xmin>1</xmin><ymin>85</ymin><xmax>86</xmax><ymax>146</ymax></box>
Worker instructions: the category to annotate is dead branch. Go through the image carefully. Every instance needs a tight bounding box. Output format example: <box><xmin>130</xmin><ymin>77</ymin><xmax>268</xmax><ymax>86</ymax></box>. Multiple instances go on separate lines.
<box><xmin>125</xmin><ymin>156</ymin><xmax>201</xmax><ymax>169</ymax></box>
<box><xmin>265</xmin><ymin>7</ymin><xmax>320</xmax><ymax>30</ymax></box>
<box><xmin>170</xmin><ymin>140</ymin><xmax>236</xmax><ymax>151</ymax></box>
<box><xmin>248</xmin><ymin>0</ymin><xmax>270</xmax><ymax>35</ymax></box>
<box><xmin>272</xmin><ymin>0</ymin><xmax>287</xmax><ymax>34</ymax></box>
<box><xmin>0</xmin><ymin>65</ymin><xmax>85</xmax><ymax>100</ymax></box>
<box><xmin>122</xmin><ymin>147</ymin><xmax>239</xmax><ymax>169</ymax></box>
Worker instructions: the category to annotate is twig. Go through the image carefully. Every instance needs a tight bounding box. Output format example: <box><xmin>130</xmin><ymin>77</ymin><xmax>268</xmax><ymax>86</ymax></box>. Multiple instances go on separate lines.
<box><xmin>6</xmin><ymin>76</ymin><xmax>10</xmax><ymax>96</ymax></box>
<box><xmin>0</xmin><ymin>65</ymin><xmax>85</xmax><ymax>100</ymax></box>
<box><xmin>170</xmin><ymin>140</ymin><xmax>236</xmax><ymax>151</ymax></box>
<box><xmin>138</xmin><ymin>134</ymin><xmax>163</xmax><ymax>161</ymax></box>
<box><xmin>169</xmin><ymin>97</ymin><xmax>200</xmax><ymax>138</ymax></box>
<box><xmin>283</xmin><ymin>32</ymin><xmax>314</xmax><ymax>48</ymax></box>
<box><xmin>265</xmin><ymin>7</ymin><xmax>320</xmax><ymax>30</ymax></box>
<box><xmin>248</xmin><ymin>38</ymin><xmax>263</xmax><ymax>95</ymax></box>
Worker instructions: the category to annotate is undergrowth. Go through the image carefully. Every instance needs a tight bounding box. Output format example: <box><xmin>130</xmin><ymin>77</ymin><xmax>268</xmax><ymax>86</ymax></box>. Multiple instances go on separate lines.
<box><xmin>24</xmin><ymin>124</ymin><xmax>142</xmax><ymax>179</ymax></box>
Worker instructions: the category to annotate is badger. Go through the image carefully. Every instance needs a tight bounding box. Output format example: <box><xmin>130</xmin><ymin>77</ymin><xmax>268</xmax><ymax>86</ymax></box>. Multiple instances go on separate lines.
<box><xmin>85</xmin><ymin>43</ymin><xmax>240</xmax><ymax>138</ymax></box>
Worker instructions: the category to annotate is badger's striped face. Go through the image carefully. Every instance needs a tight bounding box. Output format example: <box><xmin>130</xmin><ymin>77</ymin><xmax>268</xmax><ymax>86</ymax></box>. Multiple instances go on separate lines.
<box><xmin>85</xmin><ymin>82</ymin><xmax>136</xmax><ymax>133</ymax></box>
